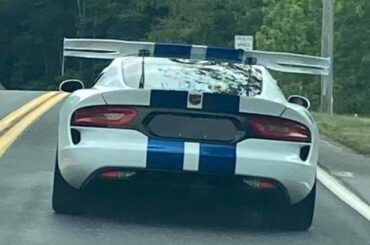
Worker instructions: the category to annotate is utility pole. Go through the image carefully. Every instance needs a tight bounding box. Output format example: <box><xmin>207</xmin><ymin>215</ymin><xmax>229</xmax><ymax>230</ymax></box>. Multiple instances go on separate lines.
<box><xmin>76</xmin><ymin>0</ymin><xmax>84</xmax><ymax>35</ymax></box>
<box><xmin>76</xmin><ymin>0</ymin><xmax>82</xmax><ymax>22</ymax></box>
<box><xmin>320</xmin><ymin>0</ymin><xmax>334</xmax><ymax>114</ymax></box>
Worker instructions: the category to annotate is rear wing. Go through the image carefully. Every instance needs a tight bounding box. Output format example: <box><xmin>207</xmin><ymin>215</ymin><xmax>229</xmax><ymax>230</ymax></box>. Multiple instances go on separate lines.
<box><xmin>63</xmin><ymin>38</ymin><xmax>330</xmax><ymax>76</ymax></box>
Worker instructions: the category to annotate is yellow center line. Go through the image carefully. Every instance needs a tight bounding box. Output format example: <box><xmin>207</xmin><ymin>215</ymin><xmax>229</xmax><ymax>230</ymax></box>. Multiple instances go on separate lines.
<box><xmin>0</xmin><ymin>91</ymin><xmax>59</xmax><ymax>132</ymax></box>
<box><xmin>0</xmin><ymin>92</ymin><xmax>68</xmax><ymax>158</ymax></box>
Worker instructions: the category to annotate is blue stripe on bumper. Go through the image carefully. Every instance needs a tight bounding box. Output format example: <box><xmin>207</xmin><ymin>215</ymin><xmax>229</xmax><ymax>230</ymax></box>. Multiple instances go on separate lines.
<box><xmin>199</xmin><ymin>143</ymin><xmax>236</xmax><ymax>175</ymax></box>
<box><xmin>146</xmin><ymin>138</ymin><xmax>184</xmax><ymax>171</ymax></box>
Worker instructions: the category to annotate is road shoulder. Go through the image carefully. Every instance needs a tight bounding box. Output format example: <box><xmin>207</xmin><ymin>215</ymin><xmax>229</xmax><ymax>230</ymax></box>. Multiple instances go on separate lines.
<box><xmin>319</xmin><ymin>135</ymin><xmax>370</xmax><ymax>205</ymax></box>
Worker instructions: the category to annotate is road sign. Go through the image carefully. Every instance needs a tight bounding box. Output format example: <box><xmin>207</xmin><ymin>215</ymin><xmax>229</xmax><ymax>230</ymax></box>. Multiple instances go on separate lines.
<box><xmin>234</xmin><ymin>35</ymin><xmax>254</xmax><ymax>51</ymax></box>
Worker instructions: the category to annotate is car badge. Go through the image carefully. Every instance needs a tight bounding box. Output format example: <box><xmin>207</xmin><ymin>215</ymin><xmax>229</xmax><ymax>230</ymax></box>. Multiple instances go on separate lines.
<box><xmin>189</xmin><ymin>94</ymin><xmax>202</xmax><ymax>106</ymax></box>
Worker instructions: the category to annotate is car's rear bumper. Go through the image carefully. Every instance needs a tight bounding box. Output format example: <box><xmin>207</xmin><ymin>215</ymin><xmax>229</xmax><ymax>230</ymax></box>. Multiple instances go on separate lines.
<box><xmin>58</xmin><ymin>128</ymin><xmax>317</xmax><ymax>204</ymax></box>
<box><xmin>82</xmin><ymin>169</ymin><xmax>288</xmax><ymax>206</ymax></box>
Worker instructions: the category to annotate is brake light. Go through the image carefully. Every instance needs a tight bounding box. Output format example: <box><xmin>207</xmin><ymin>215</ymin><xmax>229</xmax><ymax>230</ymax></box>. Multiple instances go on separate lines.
<box><xmin>250</xmin><ymin>116</ymin><xmax>311</xmax><ymax>142</ymax></box>
<box><xmin>71</xmin><ymin>106</ymin><xmax>137</xmax><ymax>128</ymax></box>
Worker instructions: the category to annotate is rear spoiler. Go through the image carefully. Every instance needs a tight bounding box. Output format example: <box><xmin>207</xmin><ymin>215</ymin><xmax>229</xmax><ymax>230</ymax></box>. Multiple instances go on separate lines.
<box><xmin>62</xmin><ymin>38</ymin><xmax>330</xmax><ymax>76</ymax></box>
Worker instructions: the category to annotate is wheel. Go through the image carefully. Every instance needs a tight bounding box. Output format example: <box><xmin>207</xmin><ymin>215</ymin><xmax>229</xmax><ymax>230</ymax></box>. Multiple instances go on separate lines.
<box><xmin>52</xmin><ymin>157</ymin><xmax>84</xmax><ymax>215</ymax></box>
<box><xmin>282</xmin><ymin>183</ymin><xmax>316</xmax><ymax>230</ymax></box>
<box><xmin>264</xmin><ymin>183</ymin><xmax>316</xmax><ymax>231</ymax></box>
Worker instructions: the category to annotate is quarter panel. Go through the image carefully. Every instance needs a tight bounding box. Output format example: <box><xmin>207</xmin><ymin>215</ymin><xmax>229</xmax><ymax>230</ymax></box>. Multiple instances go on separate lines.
<box><xmin>58</xmin><ymin>90</ymin><xmax>106</xmax><ymax>169</ymax></box>
<box><xmin>235</xmin><ymin>139</ymin><xmax>316</xmax><ymax>203</ymax></box>
<box><xmin>59</xmin><ymin>129</ymin><xmax>148</xmax><ymax>188</ymax></box>
<box><xmin>102</xmin><ymin>89</ymin><xmax>151</xmax><ymax>105</ymax></box>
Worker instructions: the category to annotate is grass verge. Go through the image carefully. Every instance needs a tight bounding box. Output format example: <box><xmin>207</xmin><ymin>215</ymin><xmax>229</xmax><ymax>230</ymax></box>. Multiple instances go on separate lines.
<box><xmin>312</xmin><ymin>112</ymin><xmax>370</xmax><ymax>155</ymax></box>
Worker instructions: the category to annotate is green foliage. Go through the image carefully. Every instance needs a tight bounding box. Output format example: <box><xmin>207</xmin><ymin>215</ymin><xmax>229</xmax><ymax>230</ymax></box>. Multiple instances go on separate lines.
<box><xmin>0</xmin><ymin>0</ymin><xmax>369</xmax><ymax>114</ymax></box>
<box><xmin>257</xmin><ymin>0</ymin><xmax>322</xmax><ymax>54</ymax></box>
<box><xmin>256</xmin><ymin>0</ymin><xmax>322</xmax><ymax>110</ymax></box>
<box><xmin>0</xmin><ymin>0</ymin><xmax>76</xmax><ymax>90</ymax></box>
<box><xmin>148</xmin><ymin>0</ymin><xmax>263</xmax><ymax>46</ymax></box>
<box><xmin>256</xmin><ymin>0</ymin><xmax>370</xmax><ymax>114</ymax></box>
<box><xmin>313</xmin><ymin>112</ymin><xmax>370</xmax><ymax>154</ymax></box>
<box><xmin>333</xmin><ymin>0</ymin><xmax>370</xmax><ymax>114</ymax></box>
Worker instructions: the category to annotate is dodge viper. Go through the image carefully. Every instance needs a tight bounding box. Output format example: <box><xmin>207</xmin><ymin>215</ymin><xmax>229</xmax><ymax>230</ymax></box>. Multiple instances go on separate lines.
<box><xmin>53</xmin><ymin>38</ymin><xmax>330</xmax><ymax>230</ymax></box>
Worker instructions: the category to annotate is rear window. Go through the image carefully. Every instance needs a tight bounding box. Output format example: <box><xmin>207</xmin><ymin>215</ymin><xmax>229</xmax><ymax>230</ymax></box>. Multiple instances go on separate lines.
<box><xmin>122</xmin><ymin>58</ymin><xmax>263</xmax><ymax>96</ymax></box>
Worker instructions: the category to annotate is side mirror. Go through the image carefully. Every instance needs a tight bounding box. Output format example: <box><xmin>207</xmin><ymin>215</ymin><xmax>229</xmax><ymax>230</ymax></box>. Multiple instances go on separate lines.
<box><xmin>288</xmin><ymin>95</ymin><xmax>311</xmax><ymax>109</ymax></box>
<box><xmin>59</xmin><ymin>79</ymin><xmax>85</xmax><ymax>93</ymax></box>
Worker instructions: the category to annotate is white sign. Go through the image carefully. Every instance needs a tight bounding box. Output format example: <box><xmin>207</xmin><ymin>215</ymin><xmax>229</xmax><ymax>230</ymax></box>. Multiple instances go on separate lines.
<box><xmin>234</xmin><ymin>35</ymin><xmax>254</xmax><ymax>51</ymax></box>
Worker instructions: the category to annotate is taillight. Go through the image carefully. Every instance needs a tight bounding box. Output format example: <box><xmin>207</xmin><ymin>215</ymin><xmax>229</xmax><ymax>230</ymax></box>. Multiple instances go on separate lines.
<box><xmin>71</xmin><ymin>106</ymin><xmax>137</xmax><ymax>128</ymax></box>
<box><xmin>250</xmin><ymin>116</ymin><xmax>311</xmax><ymax>142</ymax></box>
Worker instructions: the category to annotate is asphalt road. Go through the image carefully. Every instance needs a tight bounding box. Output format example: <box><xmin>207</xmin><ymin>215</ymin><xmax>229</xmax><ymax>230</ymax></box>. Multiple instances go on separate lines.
<box><xmin>0</xmin><ymin>91</ymin><xmax>369</xmax><ymax>245</ymax></box>
<box><xmin>0</xmin><ymin>91</ymin><xmax>43</xmax><ymax>118</ymax></box>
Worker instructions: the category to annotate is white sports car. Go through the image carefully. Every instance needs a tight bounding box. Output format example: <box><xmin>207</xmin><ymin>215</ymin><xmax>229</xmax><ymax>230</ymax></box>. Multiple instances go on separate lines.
<box><xmin>53</xmin><ymin>38</ymin><xmax>330</xmax><ymax>230</ymax></box>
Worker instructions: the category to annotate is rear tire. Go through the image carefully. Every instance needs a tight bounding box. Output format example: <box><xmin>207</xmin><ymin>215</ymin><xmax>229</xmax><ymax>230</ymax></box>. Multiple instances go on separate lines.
<box><xmin>52</xmin><ymin>157</ymin><xmax>84</xmax><ymax>215</ymax></box>
<box><xmin>264</xmin><ymin>183</ymin><xmax>316</xmax><ymax>231</ymax></box>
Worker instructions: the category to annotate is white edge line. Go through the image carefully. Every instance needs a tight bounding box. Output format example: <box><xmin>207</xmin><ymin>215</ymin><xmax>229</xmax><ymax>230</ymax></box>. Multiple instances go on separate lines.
<box><xmin>317</xmin><ymin>166</ymin><xmax>370</xmax><ymax>221</ymax></box>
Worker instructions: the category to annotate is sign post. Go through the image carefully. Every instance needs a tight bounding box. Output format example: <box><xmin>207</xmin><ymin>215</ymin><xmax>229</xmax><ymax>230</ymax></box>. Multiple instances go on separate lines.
<box><xmin>234</xmin><ymin>35</ymin><xmax>254</xmax><ymax>51</ymax></box>
<box><xmin>320</xmin><ymin>0</ymin><xmax>334</xmax><ymax>114</ymax></box>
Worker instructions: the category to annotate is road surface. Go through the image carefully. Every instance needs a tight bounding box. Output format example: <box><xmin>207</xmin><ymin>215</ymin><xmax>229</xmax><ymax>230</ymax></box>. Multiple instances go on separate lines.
<box><xmin>0</xmin><ymin>91</ymin><xmax>369</xmax><ymax>245</ymax></box>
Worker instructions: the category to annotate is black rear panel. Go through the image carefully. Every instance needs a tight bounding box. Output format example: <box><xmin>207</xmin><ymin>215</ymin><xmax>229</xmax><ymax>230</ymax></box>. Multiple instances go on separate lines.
<box><xmin>124</xmin><ymin>107</ymin><xmax>251</xmax><ymax>144</ymax></box>
<box><xmin>146</xmin><ymin>113</ymin><xmax>242</xmax><ymax>142</ymax></box>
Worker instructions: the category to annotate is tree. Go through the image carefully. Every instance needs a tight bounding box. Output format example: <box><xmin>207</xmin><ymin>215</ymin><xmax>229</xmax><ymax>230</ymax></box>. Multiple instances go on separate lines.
<box><xmin>148</xmin><ymin>0</ymin><xmax>263</xmax><ymax>47</ymax></box>
<box><xmin>256</xmin><ymin>0</ymin><xmax>322</xmax><ymax>110</ymax></box>
<box><xmin>334</xmin><ymin>0</ymin><xmax>370</xmax><ymax>114</ymax></box>
<box><xmin>0</xmin><ymin>0</ymin><xmax>76</xmax><ymax>89</ymax></box>
<box><xmin>0</xmin><ymin>0</ymin><xmax>369</xmax><ymax>115</ymax></box>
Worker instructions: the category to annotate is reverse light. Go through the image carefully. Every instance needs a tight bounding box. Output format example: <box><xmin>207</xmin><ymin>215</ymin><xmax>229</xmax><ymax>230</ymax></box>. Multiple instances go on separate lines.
<box><xmin>100</xmin><ymin>170</ymin><xmax>137</xmax><ymax>180</ymax></box>
<box><xmin>71</xmin><ymin>106</ymin><xmax>137</xmax><ymax>128</ymax></box>
<box><xmin>250</xmin><ymin>116</ymin><xmax>311</xmax><ymax>142</ymax></box>
<box><xmin>243</xmin><ymin>179</ymin><xmax>278</xmax><ymax>190</ymax></box>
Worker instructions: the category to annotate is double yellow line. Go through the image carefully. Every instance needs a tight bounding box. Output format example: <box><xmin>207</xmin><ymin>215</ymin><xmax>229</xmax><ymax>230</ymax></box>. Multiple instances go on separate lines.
<box><xmin>0</xmin><ymin>91</ymin><xmax>68</xmax><ymax>158</ymax></box>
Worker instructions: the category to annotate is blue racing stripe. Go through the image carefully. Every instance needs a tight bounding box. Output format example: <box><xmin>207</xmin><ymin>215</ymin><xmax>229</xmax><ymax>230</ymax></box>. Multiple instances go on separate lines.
<box><xmin>206</xmin><ymin>47</ymin><xmax>243</xmax><ymax>63</ymax></box>
<box><xmin>150</xmin><ymin>90</ymin><xmax>188</xmax><ymax>109</ymax></box>
<box><xmin>154</xmin><ymin>43</ymin><xmax>192</xmax><ymax>59</ymax></box>
<box><xmin>146</xmin><ymin>138</ymin><xmax>184</xmax><ymax>171</ymax></box>
<box><xmin>202</xmin><ymin>93</ymin><xmax>240</xmax><ymax>113</ymax></box>
<box><xmin>199</xmin><ymin>143</ymin><xmax>236</xmax><ymax>175</ymax></box>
